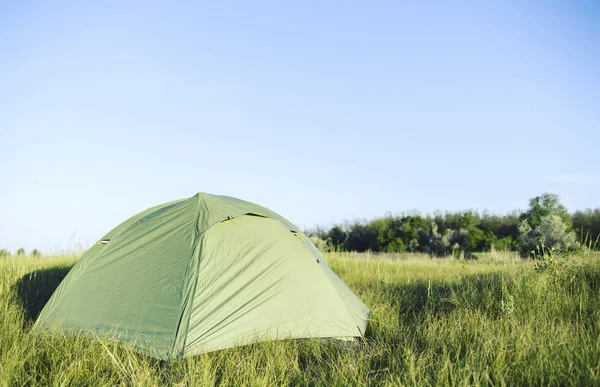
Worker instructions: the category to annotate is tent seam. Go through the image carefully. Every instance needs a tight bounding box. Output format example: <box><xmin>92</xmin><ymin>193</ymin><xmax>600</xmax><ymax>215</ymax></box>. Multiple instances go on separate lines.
<box><xmin>169</xmin><ymin>195</ymin><xmax>203</xmax><ymax>359</ymax></box>
<box><xmin>171</xmin><ymin>195</ymin><xmax>255</xmax><ymax>357</ymax></box>
<box><xmin>175</xmin><ymin>231</ymin><xmax>203</xmax><ymax>357</ymax></box>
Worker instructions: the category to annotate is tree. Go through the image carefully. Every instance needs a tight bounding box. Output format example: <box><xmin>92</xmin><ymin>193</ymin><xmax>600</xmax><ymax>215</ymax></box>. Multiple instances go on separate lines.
<box><xmin>425</xmin><ymin>223</ymin><xmax>453</xmax><ymax>257</ymax></box>
<box><xmin>520</xmin><ymin>193</ymin><xmax>571</xmax><ymax>229</ymax></box>
<box><xmin>572</xmin><ymin>208</ymin><xmax>600</xmax><ymax>249</ymax></box>
<box><xmin>517</xmin><ymin>193</ymin><xmax>578</xmax><ymax>256</ymax></box>
<box><xmin>400</xmin><ymin>216</ymin><xmax>428</xmax><ymax>249</ymax></box>
<box><xmin>327</xmin><ymin>225</ymin><xmax>347</xmax><ymax>249</ymax></box>
<box><xmin>345</xmin><ymin>223</ymin><xmax>377</xmax><ymax>252</ymax></box>
<box><xmin>479</xmin><ymin>211</ymin><xmax>520</xmax><ymax>249</ymax></box>
<box><xmin>0</xmin><ymin>249</ymin><xmax>10</xmax><ymax>258</ymax></box>
<box><xmin>31</xmin><ymin>249</ymin><xmax>41</xmax><ymax>257</ymax></box>
<box><xmin>16</xmin><ymin>248</ymin><xmax>25</xmax><ymax>256</ymax></box>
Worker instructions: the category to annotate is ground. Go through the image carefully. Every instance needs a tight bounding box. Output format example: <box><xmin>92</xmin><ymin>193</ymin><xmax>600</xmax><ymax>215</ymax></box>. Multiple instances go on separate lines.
<box><xmin>1</xmin><ymin>251</ymin><xmax>599</xmax><ymax>386</ymax></box>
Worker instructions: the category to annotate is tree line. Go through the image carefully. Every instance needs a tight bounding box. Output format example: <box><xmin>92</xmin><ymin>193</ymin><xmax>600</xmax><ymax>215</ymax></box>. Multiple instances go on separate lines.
<box><xmin>2</xmin><ymin>193</ymin><xmax>598</xmax><ymax>259</ymax></box>
<box><xmin>308</xmin><ymin>193</ymin><xmax>600</xmax><ymax>257</ymax></box>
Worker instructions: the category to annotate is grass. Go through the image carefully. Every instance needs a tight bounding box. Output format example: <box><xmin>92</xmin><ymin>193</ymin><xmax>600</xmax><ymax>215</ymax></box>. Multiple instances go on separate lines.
<box><xmin>1</xmin><ymin>251</ymin><xmax>599</xmax><ymax>386</ymax></box>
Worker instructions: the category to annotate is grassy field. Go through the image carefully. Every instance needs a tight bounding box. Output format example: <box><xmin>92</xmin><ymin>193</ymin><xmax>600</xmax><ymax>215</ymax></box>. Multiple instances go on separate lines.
<box><xmin>1</xmin><ymin>251</ymin><xmax>599</xmax><ymax>386</ymax></box>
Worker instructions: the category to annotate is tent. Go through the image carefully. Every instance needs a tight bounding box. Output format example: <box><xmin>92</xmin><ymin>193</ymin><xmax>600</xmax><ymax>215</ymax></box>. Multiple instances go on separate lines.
<box><xmin>35</xmin><ymin>192</ymin><xmax>370</xmax><ymax>360</ymax></box>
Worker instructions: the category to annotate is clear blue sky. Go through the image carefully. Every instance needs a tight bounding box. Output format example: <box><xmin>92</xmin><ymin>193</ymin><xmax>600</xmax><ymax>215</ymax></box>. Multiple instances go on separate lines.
<box><xmin>1</xmin><ymin>1</ymin><xmax>599</xmax><ymax>252</ymax></box>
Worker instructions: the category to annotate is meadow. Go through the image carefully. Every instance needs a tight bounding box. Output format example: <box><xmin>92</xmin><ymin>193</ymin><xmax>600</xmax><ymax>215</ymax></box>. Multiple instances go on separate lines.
<box><xmin>1</xmin><ymin>251</ymin><xmax>599</xmax><ymax>386</ymax></box>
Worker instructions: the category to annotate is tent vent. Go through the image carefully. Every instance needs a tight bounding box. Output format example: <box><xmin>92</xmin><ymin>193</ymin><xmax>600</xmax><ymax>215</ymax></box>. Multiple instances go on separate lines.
<box><xmin>96</xmin><ymin>239</ymin><xmax>110</xmax><ymax>245</ymax></box>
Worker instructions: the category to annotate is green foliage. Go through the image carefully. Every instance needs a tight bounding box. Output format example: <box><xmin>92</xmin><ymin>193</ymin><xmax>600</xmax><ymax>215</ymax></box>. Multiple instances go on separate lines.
<box><xmin>31</xmin><ymin>249</ymin><xmax>42</xmax><ymax>257</ymax></box>
<box><xmin>572</xmin><ymin>208</ymin><xmax>600</xmax><ymax>250</ymax></box>
<box><xmin>538</xmin><ymin>215</ymin><xmax>578</xmax><ymax>252</ymax></box>
<box><xmin>308</xmin><ymin>236</ymin><xmax>329</xmax><ymax>253</ymax></box>
<box><xmin>423</xmin><ymin>222</ymin><xmax>451</xmax><ymax>257</ymax></box>
<box><xmin>16</xmin><ymin>248</ymin><xmax>25</xmax><ymax>256</ymax></box>
<box><xmin>518</xmin><ymin>215</ymin><xmax>579</xmax><ymax>257</ymax></box>
<box><xmin>0</xmin><ymin>249</ymin><xmax>10</xmax><ymax>258</ymax></box>
<box><xmin>2</xmin><ymin>253</ymin><xmax>600</xmax><ymax>385</ymax></box>
<box><xmin>323</xmin><ymin>211</ymin><xmax>519</xmax><ymax>257</ymax></box>
<box><xmin>328</xmin><ymin>225</ymin><xmax>346</xmax><ymax>249</ymax></box>
<box><xmin>492</xmin><ymin>236</ymin><xmax>516</xmax><ymax>251</ymax></box>
<box><xmin>344</xmin><ymin>223</ymin><xmax>377</xmax><ymax>252</ymax></box>
<box><xmin>520</xmin><ymin>192</ymin><xmax>572</xmax><ymax>229</ymax></box>
<box><xmin>317</xmin><ymin>193</ymin><xmax>600</xmax><ymax>256</ymax></box>
<box><xmin>517</xmin><ymin>194</ymin><xmax>579</xmax><ymax>257</ymax></box>
<box><xmin>479</xmin><ymin>211</ymin><xmax>520</xmax><ymax>240</ymax></box>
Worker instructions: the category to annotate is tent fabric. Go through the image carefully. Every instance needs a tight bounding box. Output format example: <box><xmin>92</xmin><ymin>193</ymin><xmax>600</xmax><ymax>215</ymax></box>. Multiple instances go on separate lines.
<box><xmin>35</xmin><ymin>192</ymin><xmax>370</xmax><ymax>360</ymax></box>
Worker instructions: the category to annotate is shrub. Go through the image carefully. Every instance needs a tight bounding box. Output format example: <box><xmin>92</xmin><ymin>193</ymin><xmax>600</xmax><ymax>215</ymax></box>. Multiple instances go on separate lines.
<box><xmin>492</xmin><ymin>236</ymin><xmax>515</xmax><ymax>251</ymax></box>
<box><xmin>425</xmin><ymin>223</ymin><xmax>452</xmax><ymax>257</ymax></box>
<box><xmin>518</xmin><ymin>215</ymin><xmax>579</xmax><ymax>257</ymax></box>
<box><xmin>308</xmin><ymin>235</ymin><xmax>329</xmax><ymax>252</ymax></box>
<box><xmin>384</xmin><ymin>238</ymin><xmax>406</xmax><ymax>253</ymax></box>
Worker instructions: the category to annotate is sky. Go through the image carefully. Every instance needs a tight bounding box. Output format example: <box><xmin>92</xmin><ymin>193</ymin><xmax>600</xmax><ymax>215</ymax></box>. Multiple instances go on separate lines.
<box><xmin>1</xmin><ymin>1</ymin><xmax>599</xmax><ymax>252</ymax></box>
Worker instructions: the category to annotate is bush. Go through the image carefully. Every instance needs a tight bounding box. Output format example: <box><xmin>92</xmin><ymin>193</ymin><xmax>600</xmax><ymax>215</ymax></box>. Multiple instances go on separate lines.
<box><xmin>308</xmin><ymin>235</ymin><xmax>329</xmax><ymax>253</ymax></box>
<box><xmin>492</xmin><ymin>236</ymin><xmax>515</xmax><ymax>251</ymax></box>
<box><xmin>518</xmin><ymin>215</ymin><xmax>579</xmax><ymax>257</ymax></box>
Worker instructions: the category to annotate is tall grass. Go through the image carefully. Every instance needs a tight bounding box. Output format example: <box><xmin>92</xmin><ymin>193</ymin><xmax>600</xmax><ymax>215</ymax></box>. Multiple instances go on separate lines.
<box><xmin>1</xmin><ymin>252</ymin><xmax>599</xmax><ymax>385</ymax></box>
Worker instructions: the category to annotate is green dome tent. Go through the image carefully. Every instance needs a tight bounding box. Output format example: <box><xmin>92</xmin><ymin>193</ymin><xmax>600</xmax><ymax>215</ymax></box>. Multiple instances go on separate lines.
<box><xmin>35</xmin><ymin>193</ymin><xmax>370</xmax><ymax>360</ymax></box>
